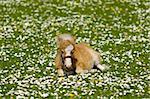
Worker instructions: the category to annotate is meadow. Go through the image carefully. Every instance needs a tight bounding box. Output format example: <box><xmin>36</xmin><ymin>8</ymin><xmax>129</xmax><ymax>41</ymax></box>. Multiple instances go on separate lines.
<box><xmin>0</xmin><ymin>0</ymin><xmax>150</xmax><ymax>98</ymax></box>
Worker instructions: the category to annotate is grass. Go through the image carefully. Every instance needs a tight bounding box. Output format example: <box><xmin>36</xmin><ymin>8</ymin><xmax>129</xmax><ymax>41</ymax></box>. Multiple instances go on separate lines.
<box><xmin>0</xmin><ymin>0</ymin><xmax>150</xmax><ymax>98</ymax></box>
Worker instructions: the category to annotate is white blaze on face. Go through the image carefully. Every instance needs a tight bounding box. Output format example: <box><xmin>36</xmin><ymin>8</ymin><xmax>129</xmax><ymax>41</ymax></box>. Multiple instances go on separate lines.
<box><xmin>64</xmin><ymin>44</ymin><xmax>74</xmax><ymax>68</ymax></box>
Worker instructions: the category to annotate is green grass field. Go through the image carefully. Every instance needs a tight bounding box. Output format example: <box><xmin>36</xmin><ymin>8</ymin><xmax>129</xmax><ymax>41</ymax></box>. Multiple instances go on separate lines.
<box><xmin>0</xmin><ymin>0</ymin><xmax>150</xmax><ymax>98</ymax></box>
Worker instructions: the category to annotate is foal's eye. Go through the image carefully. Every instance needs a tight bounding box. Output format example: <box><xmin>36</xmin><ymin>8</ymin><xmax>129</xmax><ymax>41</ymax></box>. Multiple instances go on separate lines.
<box><xmin>61</xmin><ymin>50</ymin><xmax>64</xmax><ymax>53</ymax></box>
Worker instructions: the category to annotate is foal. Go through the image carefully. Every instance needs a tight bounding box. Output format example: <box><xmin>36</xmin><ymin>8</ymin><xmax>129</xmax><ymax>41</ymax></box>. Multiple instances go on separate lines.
<box><xmin>55</xmin><ymin>34</ymin><xmax>107</xmax><ymax>76</ymax></box>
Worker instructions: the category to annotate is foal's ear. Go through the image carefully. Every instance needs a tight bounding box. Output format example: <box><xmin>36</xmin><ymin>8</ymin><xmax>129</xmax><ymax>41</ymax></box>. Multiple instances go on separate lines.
<box><xmin>69</xmin><ymin>36</ymin><xmax>76</xmax><ymax>44</ymax></box>
<box><xmin>56</xmin><ymin>36</ymin><xmax>63</xmax><ymax>48</ymax></box>
<box><xmin>73</xmin><ymin>36</ymin><xmax>76</xmax><ymax>41</ymax></box>
<box><xmin>57</xmin><ymin>36</ymin><xmax>62</xmax><ymax>41</ymax></box>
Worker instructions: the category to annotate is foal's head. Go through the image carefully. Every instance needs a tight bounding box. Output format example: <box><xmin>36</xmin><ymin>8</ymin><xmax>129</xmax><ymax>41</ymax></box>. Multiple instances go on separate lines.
<box><xmin>60</xmin><ymin>40</ymin><xmax>74</xmax><ymax>69</ymax></box>
<box><xmin>56</xmin><ymin>34</ymin><xmax>76</xmax><ymax>70</ymax></box>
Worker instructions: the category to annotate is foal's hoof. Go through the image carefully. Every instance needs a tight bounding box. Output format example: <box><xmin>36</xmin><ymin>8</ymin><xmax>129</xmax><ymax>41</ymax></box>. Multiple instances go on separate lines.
<box><xmin>58</xmin><ymin>69</ymin><xmax>65</xmax><ymax>76</ymax></box>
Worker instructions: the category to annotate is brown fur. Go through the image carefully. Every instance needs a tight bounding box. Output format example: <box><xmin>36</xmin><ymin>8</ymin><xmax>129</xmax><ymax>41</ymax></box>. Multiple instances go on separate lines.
<box><xmin>55</xmin><ymin>34</ymin><xmax>106</xmax><ymax>76</ymax></box>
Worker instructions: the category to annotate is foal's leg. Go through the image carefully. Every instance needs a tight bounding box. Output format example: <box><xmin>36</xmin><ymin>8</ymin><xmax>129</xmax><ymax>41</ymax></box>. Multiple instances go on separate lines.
<box><xmin>75</xmin><ymin>62</ymin><xmax>88</xmax><ymax>74</ymax></box>
<box><xmin>57</xmin><ymin>68</ymin><xmax>64</xmax><ymax>76</ymax></box>
<box><xmin>94</xmin><ymin>55</ymin><xmax>108</xmax><ymax>71</ymax></box>
<box><xmin>96</xmin><ymin>63</ymin><xmax>107</xmax><ymax>71</ymax></box>
<box><xmin>55</xmin><ymin>51</ymin><xmax>64</xmax><ymax>76</ymax></box>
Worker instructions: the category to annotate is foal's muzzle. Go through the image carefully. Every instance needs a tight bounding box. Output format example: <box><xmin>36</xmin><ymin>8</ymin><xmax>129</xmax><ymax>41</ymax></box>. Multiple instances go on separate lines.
<box><xmin>64</xmin><ymin>56</ymin><xmax>72</xmax><ymax>68</ymax></box>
